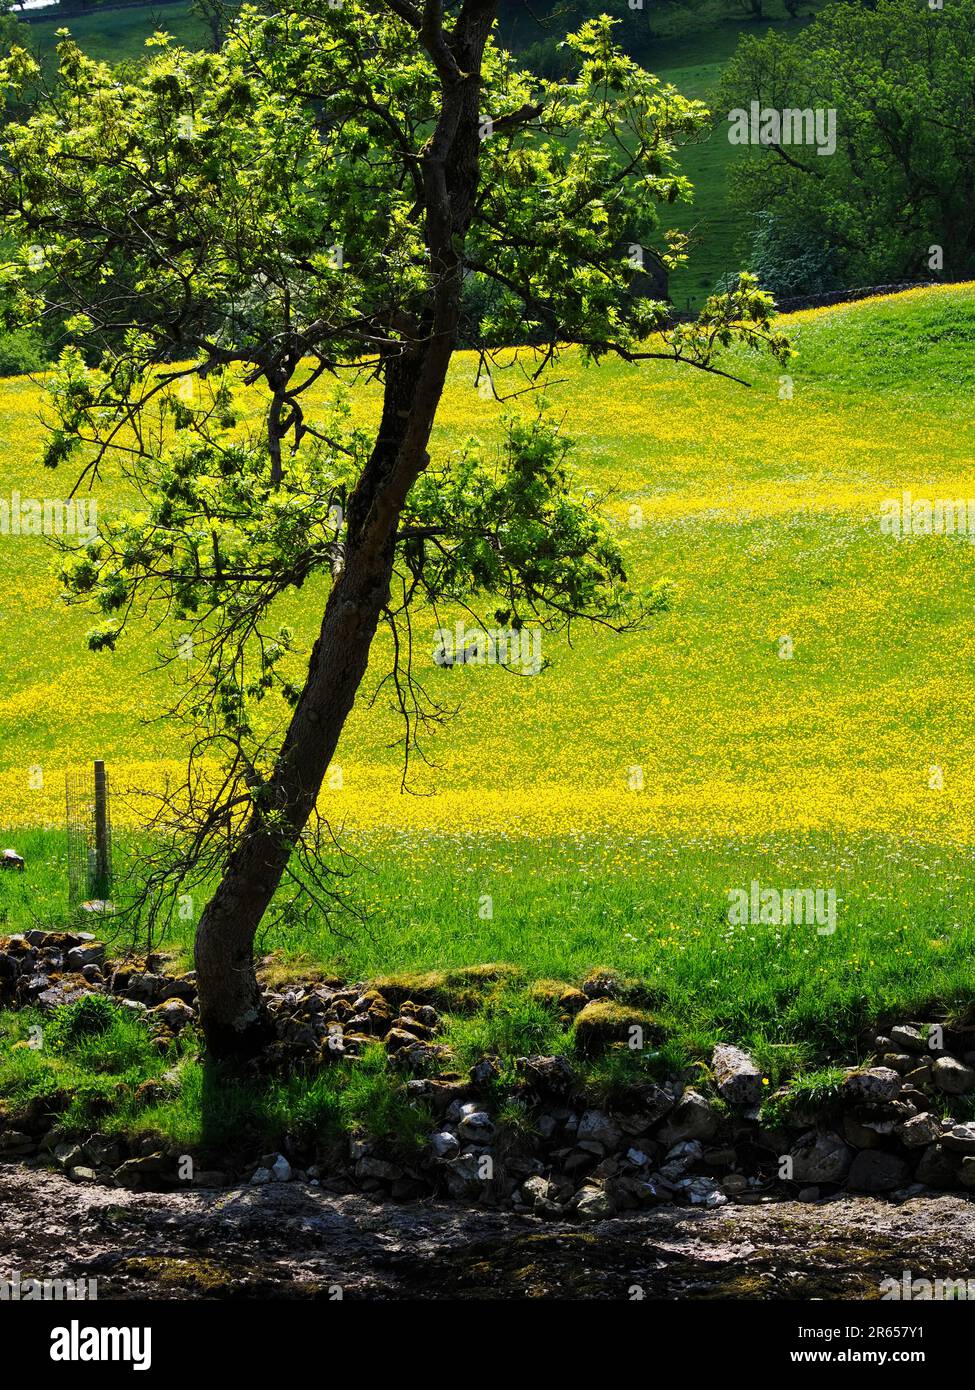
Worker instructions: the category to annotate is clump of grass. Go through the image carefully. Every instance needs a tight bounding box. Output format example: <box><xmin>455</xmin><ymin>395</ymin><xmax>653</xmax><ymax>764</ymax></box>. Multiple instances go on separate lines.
<box><xmin>760</xmin><ymin>1066</ymin><xmax>848</xmax><ymax>1130</ymax></box>
<box><xmin>438</xmin><ymin>986</ymin><xmax>572</xmax><ymax>1082</ymax></box>
<box><xmin>0</xmin><ymin>998</ymin><xmax>180</xmax><ymax>1136</ymax></box>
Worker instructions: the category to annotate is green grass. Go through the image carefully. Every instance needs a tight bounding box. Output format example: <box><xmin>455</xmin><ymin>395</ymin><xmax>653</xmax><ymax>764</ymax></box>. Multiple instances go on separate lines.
<box><xmin>22</xmin><ymin>2</ymin><xmax>215</xmax><ymax>67</ymax></box>
<box><xmin>6</xmin><ymin>819</ymin><xmax>975</xmax><ymax>1067</ymax></box>
<box><xmin>0</xmin><ymin>995</ymin><xmax>434</xmax><ymax>1158</ymax></box>
<box><xmin>3</xmin><ymin>283</ymin><xmax>975</xmax><ymax>1122</ymax></box>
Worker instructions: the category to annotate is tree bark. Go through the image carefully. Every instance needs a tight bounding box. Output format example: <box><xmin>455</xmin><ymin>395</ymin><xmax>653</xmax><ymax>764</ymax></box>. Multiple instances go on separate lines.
<box><xmin>194</xmin><ymin>2</ymin><xmax>495</xmax><ymax>1059</ymax></box>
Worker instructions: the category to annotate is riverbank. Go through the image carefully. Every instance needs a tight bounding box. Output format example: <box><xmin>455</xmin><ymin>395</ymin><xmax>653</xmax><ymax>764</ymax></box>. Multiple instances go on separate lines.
<box><xmin>3</xmin><ymin>1161</ymin><xmax>975</xmax><ymax>1300</ymax></box>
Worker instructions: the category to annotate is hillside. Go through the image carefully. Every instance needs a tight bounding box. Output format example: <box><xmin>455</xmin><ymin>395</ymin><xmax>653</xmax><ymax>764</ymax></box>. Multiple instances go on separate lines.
<box><xmin>2</xmin><ymin>284</ymin><xmax>974</xmax><ymax>837</ymax></box>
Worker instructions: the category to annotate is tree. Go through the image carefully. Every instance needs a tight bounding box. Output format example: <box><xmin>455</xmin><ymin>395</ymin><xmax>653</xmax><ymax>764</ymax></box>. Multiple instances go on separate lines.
<box><xmin>190</xmin><ymin>0</ymin><xmax>231</xmax><ymax>52</ymax></box>
<box><xmin>719</xmin><ymin>0</ymin><xmax>975</xmax><ymax>286</ymax></box>
<box><xmin>0</xmin><ymin>5</ymin><xmax>789</xmax><ymax>1061</ymax></box>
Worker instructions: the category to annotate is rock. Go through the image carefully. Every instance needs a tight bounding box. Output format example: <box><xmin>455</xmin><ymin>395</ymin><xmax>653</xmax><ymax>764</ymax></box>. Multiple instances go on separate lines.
<box><xmin>658</xmin><ymin>1140</ymin><xmax>704</xmax><ymax>1182</ymax></box>
<box><xmin>577</xmin><ymin>1109</ymin><xmax>622</xmax><ymax>1148</ymax></box>
<box><xmin>469</xmin><ymin>1057</ymin><xmax>500</xmax><ymax>1089</ymax></box>
<box><xmin>842</xmin><ymin>1067</ymin><xmax>901</xmax><ymax>1104</ymax></box>
<box><xmin>890</xmin><ymin>1024</ymin><xmax>929</xmax><ymax>1054</ymax></box>
<box><xmin>66</xmin><ymin>943</ymin><xmax>105</xmax><ymax>971</ymax></box>
<box><xmin>960</xmin><ymin>1158</ymin><xmax>975</xmax><ymax>1190</ymax></box>
<box><xmin>562</xmin><ymin>1150</ymin><xmax>595</xmax><ymax>1177</ymax></box>
<box><xmin>676</xmin><ymin>1175</ymin><xmax>727</xmax><ymax>1208</ymax></box>
<box><xmin>572</xmin><ymin>1184</ymin><xmax>616</xmax><ymax>1220</ymax></box>
<box><xmin>123</xmin><ymin>972</ymin><xmax>168</xmax><ymax>1005</ymax></box>
<box><xmin>519</xmin><ymin>1175</ymin><xmax>551</xmax><ymax>1206</ymax></box>
<box><xmin>515</xmin><ymin>1054</ymin><xmax>576</xmax><ymax>1095</ymax></box>
<box><xmin>626</xmin><ymin>1147</ymin><xmax>650</xmax><ymax>1167</ymax></box>
<box><xmin>842</xmin><ymin>1115</ymin><xmax>887</xmax><ymax>1149</ymax></box>
<box><xmin>657</xmin><ymin>1090</ymin><xmax>718</xmax><ymax>1144</ymax></box>
<box><xmin>84</xmin><ymin>1134</ymin><xmax>121</xmax><ymax>1168</ymax></box>
<box><xmin>250</xmin><ymin>1167</ymin><xmax>272</xmax><ymax>1185</ymax></box>
<box><xmin>580</xmin><ymin>969</ymin><xmax>622</xmax><ymax>999</ymax></box>
<box><xmin>444</xmin><ymin>1150</ymin><xmax>488</xmax><ymax>1197</ymax></box>
<box><xmin>572</xmin><ymin>998</ymin><xmax>660</xmax><ymax>1055</ymax></box>
<box><xmin>932</xmin><ymin>1056</ymin><xmax>975</xmax><ymax>1095</ymax></box>
<box><xmin>847</xmin><ymin>1150</ymin><xmax>910</xmax><ymax>1193</ymax></box>
<box><xmin>711</xmin><ymin>1044</ymin><xmax>763</xmax><ymax>1107</ymax></box>
<box><xmin>882</xmin><ymin>1053</ymin><xmax>915</xmax><ymax>1075</ymax></box>
<box><xmin>53</xmin><ymin>1142</ymin><xmax>85</xmax><ymax>1169</ymax></box>
<box><xmin>616</xmin><ymin>1083</ymin><xmax>675</xmax><ymax>1134</ymax></box>
<box><xmin>150</xmin><ymin>998</ymin><xmax>196</xmax><ymax>1033</ymax></box>
<box><xmin>790</xmin><ymin>1131</ymin><xmax>853</xmax><ymax>1185</ymax></box>
<box><xmin>37</xmin><ymin>980</ymin><xmax>95</xmax><ymax>1010</ymax></box>
<box><xmin>405</xmin><ymin>1077</ymin><xmax>471</xmax><ymax>1115</ymax></box>
<box><xmin>636</xmin><ymin>1173</ymin><xmax>678</xmax><ymax>1204</ymax></box>
<box><xmin>457</xmin><ymin>1111</ymin><xmax>494</xmax><ymax>1145</ymax></box>
<box><xmin>940</xmin><ymin>1122</ymin><xmax>975</xmax><ymax>1155</ymax></box>
<box><xmin>156</xmin><ymin>974</ymin><xmax>197</xmax><ymax>1004</ymax></box>
<box><xmin>721</xmin><ymin>1173</ymin><xmax>748</xmax><ymax>1196</ymax></box>
<box><xmin>1</xmin><ymin>849</ymin><xmax>24</xmax><ymax>871</ymax></box>
<box><xmin>271</xmin><ymin>1154</ymin><xmax>292</xmax><ymax>1182</ymax></box>
<box><xmin>384</xmin><ymin>1027</ymin><xmax>423</xmax><ymax>1052</ymax></box>
<box><xmin>898</xmin><ymin>1112</ymin><xmax>943</xmax><ymax>1148</ymax></box>
<box><xmin>797</xmin><ymin>1186</ymin><xmax>821</xmax><ymax>1202</ymax></box>
<box><xmin>557</xmin><ymin>986</ymin><xmax>588</xmax><ymax>1015</ymax></box>
<box><xmin>113</xmin><ymin>1153</ymin><xmax>170</xmax><ymax>1187</ymax></box>
<box><xmin>68</xmin><ymin>1166</ymin><xmax>99</xmax><ymax>1183</ymax></box>
<box><xmin>430</xmin><ymin>1131</ymin><xmax>460</xmax><ymax>1159</ymax></box>
<box><xmin>915</xmin><ymin>1143</ymin><xmax>961</xmax><ymax>1188</ymax></box>
<box><xmin>355</xmin><ymin>1156</ymin><xmax>402</xmax><ymax>1182</ymax></box>
<box><xmin>0</xmin><ymin>1131</ymin><xmax>35</xmax><ymax>1155</ymax></box>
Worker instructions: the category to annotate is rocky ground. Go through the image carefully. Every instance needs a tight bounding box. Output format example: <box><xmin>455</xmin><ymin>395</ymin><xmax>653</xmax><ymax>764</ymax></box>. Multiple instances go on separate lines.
<box><xmin>3</xmin><ymin>1160</ymin><xmax>975</xmax><ymax>1299</ymax></box>
<box><xmin>9</xmin><ymin>927</ymin><xmax>975</xmax><ymax>1231</ymax></box>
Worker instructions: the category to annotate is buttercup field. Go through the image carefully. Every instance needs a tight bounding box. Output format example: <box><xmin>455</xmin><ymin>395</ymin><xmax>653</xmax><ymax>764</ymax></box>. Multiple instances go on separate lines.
<box><xmin>0</xmin><ymin>0</ymin><xmax>974</xmax><ymax>1356</ymax></box>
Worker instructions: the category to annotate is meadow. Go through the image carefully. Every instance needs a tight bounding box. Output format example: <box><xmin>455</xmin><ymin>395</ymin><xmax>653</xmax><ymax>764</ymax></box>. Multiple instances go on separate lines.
<box><xmin>2</xmin><ymin>284</ymin><xmax>975</xmax><ymax>1062</ymax></box>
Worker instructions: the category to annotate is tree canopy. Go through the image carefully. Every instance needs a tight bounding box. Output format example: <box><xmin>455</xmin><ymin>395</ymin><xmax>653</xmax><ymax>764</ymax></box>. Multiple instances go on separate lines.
<box><xmin>0</xmin><ymin>2</ymin><xmax>790</xmax><ymax>1056</ymax></box>
<box><xmin>720</xmin><ymin>0</ymin><xmax>975</xmax><ymax>286</ymax></box>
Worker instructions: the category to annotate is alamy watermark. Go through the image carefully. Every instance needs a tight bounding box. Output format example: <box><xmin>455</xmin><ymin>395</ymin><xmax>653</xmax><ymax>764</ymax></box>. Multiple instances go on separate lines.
<box><xmin>881</xmin><ymin>1269</ymin><xmax>975</xmax><ymax>1300</ymax></box>
<box><xmin>0</xmin><ymin>492</ymin><xmax>98</xmax><ymax>540</ymax></box>
<box><xmin>728</xmin><ymin>102</ymin><xmax>837</xmax><ymax>157</ymax></box>
<box><xmin>881</xmin><ymin>491</ymin><xmax>975</xmax><ymax>543</ymax></box>
<box><xmin>727</xmin><ymin>879</ymin><xmax>837</xmax><ymax>935</ymax></box>
<box><xmin>0</xmin><ymin>1269</ymin><xmax>97</xmax><ymax>1300</ymax></box>
<box><xmin>433</xmin><ymin>620</ymin><xmax>542</xmax><ymax>674</ymax></box>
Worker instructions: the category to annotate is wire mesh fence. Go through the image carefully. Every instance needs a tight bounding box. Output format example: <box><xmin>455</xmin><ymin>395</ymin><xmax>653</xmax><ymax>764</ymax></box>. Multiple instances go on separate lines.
<box><xmin>65</xmin><ymin>760</ymin><xmax>112</xmax><ymax>906</ymax></box>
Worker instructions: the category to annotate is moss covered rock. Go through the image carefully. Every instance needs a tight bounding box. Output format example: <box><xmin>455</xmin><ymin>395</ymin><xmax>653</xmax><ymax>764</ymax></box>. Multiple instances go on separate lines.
<box><xmin>572</xmin><ymin>999</ymin><xmax>661</xmax><ymax>1056</ymax></box>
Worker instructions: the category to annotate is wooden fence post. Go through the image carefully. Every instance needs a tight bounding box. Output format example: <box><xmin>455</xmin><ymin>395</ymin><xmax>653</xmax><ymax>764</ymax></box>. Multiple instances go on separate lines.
<box><xmin>93</xmin><ymin>759</ymin><xmax>109</xmax><ymax>899</ymax></box>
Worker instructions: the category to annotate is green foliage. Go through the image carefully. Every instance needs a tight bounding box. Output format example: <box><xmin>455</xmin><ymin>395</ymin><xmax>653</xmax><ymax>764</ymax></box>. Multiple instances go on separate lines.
<box><xmin>0</xmin><ymin>326</ymin><xmax>46</xmax><ymax>376</ymax></box>
<box><xmin>0</xmin><ymin>4</ymin><xmax>789</xmax><ymax>856</ymax></box>
<box><xmin>439</xmin><ymin>985</ymin><xmax>573</xmax><ymax>1080</ymax></box>
<box><xmin>720</xmin><ymin>0</ymin><xmax>975</xmax><ymax>284</ymax></box>
<box><xmin>760</xmin><ymin>1066</ymin><xmax>847</xmax><ymax>1129</ymax></box>
<box><xmin>726</xmin><ymin>210</ymin><xmax>839</xmax><ymax>299</ymax></box>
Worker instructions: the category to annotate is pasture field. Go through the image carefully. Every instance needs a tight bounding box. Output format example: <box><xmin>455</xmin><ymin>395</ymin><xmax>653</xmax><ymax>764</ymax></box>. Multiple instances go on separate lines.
<box><xmin>2</xmin><ymin>284</ymin><xmax>975</xmax><ymax>1056</ymax></box>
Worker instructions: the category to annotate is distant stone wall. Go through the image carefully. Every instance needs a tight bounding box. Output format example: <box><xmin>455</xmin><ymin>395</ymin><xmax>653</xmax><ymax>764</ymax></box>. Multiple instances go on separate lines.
<box><xmin>669</xmin><ymin>279</ymin><xmax>949</xmax><ymax>324</ymax></box>
<box><xmin>773</xmin><ymin>281</ymin><xmax>937</xmax><ymax>313</ymax></box>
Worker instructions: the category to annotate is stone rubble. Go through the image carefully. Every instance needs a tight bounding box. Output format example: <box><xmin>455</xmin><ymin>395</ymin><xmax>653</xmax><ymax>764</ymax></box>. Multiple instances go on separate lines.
<box><xmin>3</xmin><ymin>931</ymin><xmax>975</xmax><ymax>1223</ymax></box>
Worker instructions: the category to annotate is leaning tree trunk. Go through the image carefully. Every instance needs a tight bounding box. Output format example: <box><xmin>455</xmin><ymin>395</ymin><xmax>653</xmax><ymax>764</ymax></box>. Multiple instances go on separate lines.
<box><xmin>195</xmin><ymin>351</ymin><xmax>445</xmax><ymax>1057</ymax></box>
<box><xmin>194</xmin><ymin>8</ymin><xmax>491</xmax><ymax>1059</ymax></box>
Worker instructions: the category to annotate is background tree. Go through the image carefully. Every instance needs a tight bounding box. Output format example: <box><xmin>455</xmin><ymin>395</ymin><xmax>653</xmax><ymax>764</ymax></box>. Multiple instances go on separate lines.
<box><xmin>720</xmin><ymin>0</ymin><xmax>975</xmax><ymax>286</ymax></box>
<box><xmin>0</xmin><ymin>3</ymin><xmax>789</xmax><ymax>1061</ymax></box>
<box><xmin>190</xmin><ymin>0</ymin><xmax>231</xmax><ymax>51</ymax></box>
